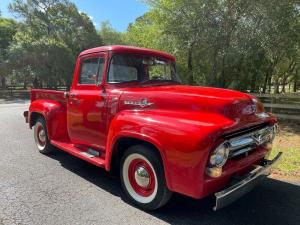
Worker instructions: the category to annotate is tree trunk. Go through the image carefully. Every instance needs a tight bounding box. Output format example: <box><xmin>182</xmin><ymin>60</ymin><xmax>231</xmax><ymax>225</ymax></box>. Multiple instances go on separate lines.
<box><xmin>250</xmin><ymin>72</ymin><xmax>257</xmax><ymax>93</ymax></box>
<box><xmin>263</xmin><ymin>64</ymin><xmax>274</xmax><ymax>93</ymax></box>
<box><xmin>294</xmin><ymin>73</ymin><xmax>298</xmax><ymax>92</ymax></box>
<box><xmin>281</xmin><ymin>84</ymin><xmax>285</xmax><ymax>93</ymax></box>
<box><xmin>274</xmin><ymin>77</ymin><xmax>279</xmax><ymax>94</ymax></box>
<box><xmin>33</xmin><ymin>77</ymin><xmax>38</xmax><ymax>88</ymax></box>
<box><xmin>262</xmin><ymin>73</ymin><xmax>269</xmax><ymax>93</ymax></box>
<box><xmin>280</xmin><ymin>75</ymin><xmax>288</xmax><ymax>93</ymax></box>
<box><xmin>220</xmin><ymin>54</ymin><xmax>226</xmax><ymax>88</ymax></box>
<box><xmin>209</xmin><ymin>48</ymin><xmax>218</xmax><ymax>86</ymax></box>
<box><xmin>187</xmin><ymin>45</ymin><xmax>194</xmax><ymax>85</ymax></box>
<box><xmin>23</xmin><ymin>76</ymin><xmax>28</xmax><ymax>89</ymax></box>
<box><xmin>267</xmin><ymin>75</ymin><xmax>272</xmax><ymax>93</ymax></box>
<box><xmin>1</xmin><ymin>76</ymin><xmax>6</xmax><ymax>90</ymax></box>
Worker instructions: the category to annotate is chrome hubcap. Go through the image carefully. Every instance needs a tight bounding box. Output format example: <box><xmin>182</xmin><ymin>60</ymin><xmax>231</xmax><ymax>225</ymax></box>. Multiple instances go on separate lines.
<box><xmin>38</xmin><ymin>129</ymin><xmax>46</xmax><ymax>143</ymax></box>
<box><xmin>134</xmin><ymin>166</ymin><xmax>150</xmax><ymax>188</ymax></box>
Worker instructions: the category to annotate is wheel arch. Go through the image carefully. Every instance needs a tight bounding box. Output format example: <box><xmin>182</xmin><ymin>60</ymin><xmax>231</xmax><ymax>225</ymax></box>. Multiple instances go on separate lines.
<box><xmin>107</xmin><ymin>135</ymin><xmax>172</xmax><ymax>191</ymax></box>
<box><xmin>29</xmin><ymin>111</ymin><xmax>46</xmax><ymax>128</ymax></box>
<box><xmin>29</xmin><ymin>99</ymin><xmax>68</xmax><ymax>141</ymax></box>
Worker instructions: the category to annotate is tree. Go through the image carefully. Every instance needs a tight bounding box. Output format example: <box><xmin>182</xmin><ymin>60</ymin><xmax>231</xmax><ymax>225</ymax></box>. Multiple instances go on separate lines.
<box><xmin>0</xmin><ymin>17</ymin><xmax>18</xmax><ymax>89</ymax></box>
<box><xmin>99</xmin><ymin>21</ymin><xmax>124</xmax><ymax>45</ymax></box>
<box><xmin>1</xmin><ymin>0</ymin><xmax>299</xmax><ymax>93</ymax></box>
<box><xmin>7</xmin><ymin>0</ymin><xmax>102</xmax><ymax>89</ymax></box>
<box><xmin>133</xmin><ymin>0</ymin><xmax>300</xmax><ymax>92</ymax></box>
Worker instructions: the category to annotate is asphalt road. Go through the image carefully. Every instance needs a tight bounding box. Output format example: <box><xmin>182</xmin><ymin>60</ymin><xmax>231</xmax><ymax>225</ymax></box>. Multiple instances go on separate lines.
<box><xmin>1</xmin><ymin>101</ymin><xmax>300</xmax><ymax>225</ymax></box>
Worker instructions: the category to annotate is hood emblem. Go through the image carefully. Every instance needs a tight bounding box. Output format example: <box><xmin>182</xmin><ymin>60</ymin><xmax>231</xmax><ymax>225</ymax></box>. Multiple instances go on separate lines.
<box><xmin>124</xmin><ymin>99</ymin><xmax>154</xmax><ymax>108</ymax></box>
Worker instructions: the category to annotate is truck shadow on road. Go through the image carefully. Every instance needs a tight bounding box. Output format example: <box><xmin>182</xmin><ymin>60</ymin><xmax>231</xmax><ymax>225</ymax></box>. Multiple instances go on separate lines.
<box><xmin>48</xmin><ymin>150</ymin><xmax>300</xmax><ymax>225</ymax></box>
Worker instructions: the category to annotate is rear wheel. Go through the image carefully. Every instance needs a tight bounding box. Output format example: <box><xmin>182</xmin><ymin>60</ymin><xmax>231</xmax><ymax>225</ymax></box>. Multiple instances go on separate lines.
<box><xmin>120</xmin><ymin>145</ymin><xmax>172</xmax><ymax>210</ymax></box>
<box><xmin>33</xmin><ymin>117</ymin><xmax>53</xmax><ymax>154</ymax></box>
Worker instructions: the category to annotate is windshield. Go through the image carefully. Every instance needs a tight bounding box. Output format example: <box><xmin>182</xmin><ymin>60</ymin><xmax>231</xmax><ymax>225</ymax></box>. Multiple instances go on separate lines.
<box><xmin>108</xmin><ymin>54</ymin><xmax>180</xmax><ymax>84</ymax></box>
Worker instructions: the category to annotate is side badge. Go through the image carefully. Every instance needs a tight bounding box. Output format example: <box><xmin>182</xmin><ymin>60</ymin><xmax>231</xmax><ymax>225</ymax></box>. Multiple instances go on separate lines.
<box><xmin>124</xmin><ymin>98</ymin><xmax>154</xmax><ymax>108</ymax></box>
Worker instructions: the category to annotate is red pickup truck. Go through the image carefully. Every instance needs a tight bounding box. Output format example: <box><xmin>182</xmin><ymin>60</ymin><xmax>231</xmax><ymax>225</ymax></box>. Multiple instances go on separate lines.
<box><xmin>24</xmin><ymin>45</ymin><xmax>281</xmax><ymax>211</ymax></box>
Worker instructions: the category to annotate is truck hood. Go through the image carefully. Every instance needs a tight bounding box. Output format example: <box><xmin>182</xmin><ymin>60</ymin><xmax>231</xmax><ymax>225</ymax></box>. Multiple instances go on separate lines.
<box><xmin>118</xmin><ymin>85</ymin><xmax>271</xmax><ymax>129</ymax></box>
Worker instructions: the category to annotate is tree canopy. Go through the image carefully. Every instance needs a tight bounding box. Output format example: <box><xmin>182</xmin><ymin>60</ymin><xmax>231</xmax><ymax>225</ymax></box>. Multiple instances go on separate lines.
<box><xmin>0</xmin><ymin>0</ymin><xmax>299</xmax><ymax>93</ymax></box>
<box><xmin>1</xmin><ymin>0</ymin><xmax>101</xmax><ymax>89</ymax></box>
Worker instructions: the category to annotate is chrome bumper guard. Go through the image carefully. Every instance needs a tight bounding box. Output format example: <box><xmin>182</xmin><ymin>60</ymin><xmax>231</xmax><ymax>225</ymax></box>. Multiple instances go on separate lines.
<box><xmin>213</xmin><ymin>152</ymin><xmax>282</xmax><ymax>211</ymax></box>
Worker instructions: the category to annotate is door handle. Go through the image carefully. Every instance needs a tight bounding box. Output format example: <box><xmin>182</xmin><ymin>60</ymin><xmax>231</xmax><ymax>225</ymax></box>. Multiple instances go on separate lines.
<box><xmin>69</xmin><ymin>93</ymin><xmax>77</xmax><ymax>98</ymax></box>
<box><xmin>69</xmin><ymin>93</ymin><xmax>80</xmax><ymax>103</ymax></box>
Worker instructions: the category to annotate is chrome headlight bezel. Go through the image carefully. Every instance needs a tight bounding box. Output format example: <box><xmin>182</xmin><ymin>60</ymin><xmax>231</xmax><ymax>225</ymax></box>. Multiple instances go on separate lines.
<box><xmin>209</xmin><ymin>143</ymin><xmax>230</xmax><ymax>167</ymax></box>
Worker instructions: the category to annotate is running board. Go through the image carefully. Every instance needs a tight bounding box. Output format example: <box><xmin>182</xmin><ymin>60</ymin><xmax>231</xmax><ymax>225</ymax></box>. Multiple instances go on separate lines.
<box><xmin>51</xmin><ymin>140</ymin><xmax>105</xmax><ymax>168</ymax></box>
<box><xmin>81</xmin><ymin>148</ymin><xmax>100</xmax><ymax>158</ymax></box>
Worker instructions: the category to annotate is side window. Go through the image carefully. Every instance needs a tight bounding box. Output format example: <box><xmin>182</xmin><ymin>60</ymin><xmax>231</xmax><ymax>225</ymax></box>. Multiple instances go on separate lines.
<box><xmin>79</xmin><ymin>57</ymin><xmax>105</xmax><ymax>85</ymax></box>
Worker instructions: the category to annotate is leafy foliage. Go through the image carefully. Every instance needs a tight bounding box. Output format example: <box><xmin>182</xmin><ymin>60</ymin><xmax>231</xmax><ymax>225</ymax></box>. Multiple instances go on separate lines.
<box><xmin>98</xmin><ymin>21</ymin><xmax>124</xmax><ymax>45</ymax></box>
<box><xmin>0</xmin><ymin>0</ymin><xmax>299</xmax><ymax>93</ymax></box>
<box><xmin>124</xmin><ymin>0</ymin><xmax>300</xmax><ymax>93</ymax></box>
<box><xmin>0</xmin><ymin>17</ymin><xmax>18</xmax><ymax>88</ymax></box>
<box><xmin>2</xmin><ymin>0</ymin><xmax>101</xmax><ymax>89</ymax></box>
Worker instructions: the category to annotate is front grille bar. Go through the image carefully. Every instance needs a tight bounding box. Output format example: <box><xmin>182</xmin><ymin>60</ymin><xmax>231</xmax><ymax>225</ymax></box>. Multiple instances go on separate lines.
<box><xmin>226</xmin><ymin>125</ymin><xmax>276</xmax><ymax>158</ymax></box>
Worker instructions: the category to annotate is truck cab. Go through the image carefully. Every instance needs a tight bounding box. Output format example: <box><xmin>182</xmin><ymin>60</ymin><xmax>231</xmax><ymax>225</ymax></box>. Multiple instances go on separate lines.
<box><xmin>25</xmin><ymin>45</ymin><xmax>281</xmax><ymax>211</ymax></box>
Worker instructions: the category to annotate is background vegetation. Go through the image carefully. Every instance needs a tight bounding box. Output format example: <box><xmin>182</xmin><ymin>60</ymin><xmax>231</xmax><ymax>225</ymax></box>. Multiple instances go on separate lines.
<box><xmin>0</xmin><ymin>0</ymin><xmax>299</xmax><ymax>93</ymax></box>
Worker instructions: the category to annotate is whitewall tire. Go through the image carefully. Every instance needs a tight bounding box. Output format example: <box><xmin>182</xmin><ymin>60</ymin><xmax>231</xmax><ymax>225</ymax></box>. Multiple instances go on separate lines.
<box><xmin>120</xmin><ymin>145</ymin><xmax>172</xmax><ymax>210</ymax></box>
<box><xmin>33</xmin><ymin>117</ymin><xmax>53</xmax><ymax>154</ymax></box>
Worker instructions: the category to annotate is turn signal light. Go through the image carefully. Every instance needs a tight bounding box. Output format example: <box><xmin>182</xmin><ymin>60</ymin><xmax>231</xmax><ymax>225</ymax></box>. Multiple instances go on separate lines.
<box><xmin>264</xmin><ymin>142</ymin><xmax>273</xmax><ymax>151</ymax></box>
<box><xmin>206</xmin><ymin>167</ymin><xmax>222</xmax><ymax>178</ymax></box>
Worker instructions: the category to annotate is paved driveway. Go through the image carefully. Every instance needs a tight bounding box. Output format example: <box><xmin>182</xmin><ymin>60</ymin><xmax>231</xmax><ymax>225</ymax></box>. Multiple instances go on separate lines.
<box><xmin>0</xmin><ymin>102</ymin><xmax>299</xmax><ymax>225</ymax></box>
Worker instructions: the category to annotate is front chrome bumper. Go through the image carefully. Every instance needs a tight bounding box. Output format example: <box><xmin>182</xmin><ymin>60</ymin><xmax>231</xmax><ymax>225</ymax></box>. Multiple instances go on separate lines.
<box><xmin>213</xmin><ymin>152</ymin><xmax>282</xmax><ymax>211</ymax></box>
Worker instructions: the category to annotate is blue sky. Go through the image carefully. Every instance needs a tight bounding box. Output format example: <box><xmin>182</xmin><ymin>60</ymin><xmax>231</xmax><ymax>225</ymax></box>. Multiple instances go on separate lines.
<box><xmin>0</xmin><ymin>0</ymin><xmax>148</xmax><ymax>31</ymax></box>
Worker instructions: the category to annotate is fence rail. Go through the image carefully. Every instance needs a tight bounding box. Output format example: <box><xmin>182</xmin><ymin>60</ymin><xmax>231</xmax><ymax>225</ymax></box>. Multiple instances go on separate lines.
<box><xmin>254</xmin><ymin>93</ymin><xmax>300</xmax><ymax>121</ymax></box>
<box><xmin>1</xmin><ymin>89</ymin><xmax>299</xmax><ymax>121</ymax></box>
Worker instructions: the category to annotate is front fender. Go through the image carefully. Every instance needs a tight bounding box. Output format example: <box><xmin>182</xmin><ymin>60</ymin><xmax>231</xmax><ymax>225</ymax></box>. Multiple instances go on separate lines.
<box><xmin>105</xmin><ymin>109</ymin><xmax>234</xmax><ymax>197</ymax></box>
<box><xmin>29</xmin><ymin>100</ymin><xmax>67</xmax><ymax>141</ymax></box>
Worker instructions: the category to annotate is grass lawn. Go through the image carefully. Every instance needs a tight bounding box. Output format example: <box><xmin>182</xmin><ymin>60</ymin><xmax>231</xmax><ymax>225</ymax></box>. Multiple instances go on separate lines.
<box><xmin>270</xmin><ymin>120</ymin><xmax>300</xmax><ymax>179</ymax></box>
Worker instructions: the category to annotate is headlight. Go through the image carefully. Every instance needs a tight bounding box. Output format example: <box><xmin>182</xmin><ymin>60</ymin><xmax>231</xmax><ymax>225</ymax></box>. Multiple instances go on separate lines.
<box><xmin>209</xmin><ymin>143</ymin><xmax>229</xmax><ymax>167</ymax></box>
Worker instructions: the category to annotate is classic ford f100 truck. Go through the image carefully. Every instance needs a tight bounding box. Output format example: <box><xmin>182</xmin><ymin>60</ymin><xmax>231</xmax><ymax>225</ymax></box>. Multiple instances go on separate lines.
<box><xmin>24</xmin><ymin>45</ymin><xmax>281</xmax><ymax>211</ymax></box>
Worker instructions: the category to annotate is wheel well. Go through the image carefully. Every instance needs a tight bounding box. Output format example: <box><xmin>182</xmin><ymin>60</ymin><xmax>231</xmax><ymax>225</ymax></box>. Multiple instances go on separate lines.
<box><xmin>30</xmin><ymin>112</ymin><xmax>44</xmax><ymax>128</ymax></box>
<box><xmin>111</xmin><ymin>137</ymin><xmax>163</xmax><ymax>173</ymax></box>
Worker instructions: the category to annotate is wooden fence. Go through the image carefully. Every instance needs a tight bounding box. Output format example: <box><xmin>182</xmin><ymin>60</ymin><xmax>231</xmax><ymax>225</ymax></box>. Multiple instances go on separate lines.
<box><xmin>255</xmin><ymin>93</ymin><xmax>300</xmax><ymax>121</ymax></box>
<box><xmin>1</xmin><ymin>88</ymin><xmax>299</xmax><ymax>121</ymax></box>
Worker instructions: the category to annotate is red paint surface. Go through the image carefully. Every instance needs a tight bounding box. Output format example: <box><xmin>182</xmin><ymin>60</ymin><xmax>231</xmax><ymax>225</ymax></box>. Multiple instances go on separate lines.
<box><xmin>26</xmin><ymin>45</ymin><xmax>276</xmax><ymax>199</ymax></box>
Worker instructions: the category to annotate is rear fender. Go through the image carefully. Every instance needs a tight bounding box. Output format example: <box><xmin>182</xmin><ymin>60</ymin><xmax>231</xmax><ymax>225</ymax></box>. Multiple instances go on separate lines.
<box><xmin>29</xmin><ymin>100</ymin><xmax>68</xmax><ymax>141</ymax></box>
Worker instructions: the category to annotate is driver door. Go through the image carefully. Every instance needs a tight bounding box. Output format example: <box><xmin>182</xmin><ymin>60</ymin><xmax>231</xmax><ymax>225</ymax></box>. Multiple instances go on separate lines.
<box><xmin>67</xmin><ymin>54</ymin><xmax>107</xmax><ymax>150</ymax></box>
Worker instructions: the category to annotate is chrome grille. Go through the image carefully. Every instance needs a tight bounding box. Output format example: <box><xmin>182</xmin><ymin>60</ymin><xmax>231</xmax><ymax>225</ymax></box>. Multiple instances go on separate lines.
<box><xmin>225</xmin><ymin>125</ymin><xmax>276</xmax><ymax>158</ymax></box>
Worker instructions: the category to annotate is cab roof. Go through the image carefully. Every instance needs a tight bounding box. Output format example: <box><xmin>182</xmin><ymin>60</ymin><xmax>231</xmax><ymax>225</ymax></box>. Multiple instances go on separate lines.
<box><xmin>79</xmin><ymin>45</ymin><xmax>176</xmax><ymax>61</ymax></box>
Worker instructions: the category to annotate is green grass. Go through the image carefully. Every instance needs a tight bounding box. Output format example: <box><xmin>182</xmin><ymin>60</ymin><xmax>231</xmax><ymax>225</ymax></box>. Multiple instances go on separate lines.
<box><xmin>270</xmin><ymin>145</ymin><xmax>300</xmax><ymax>177</ymax></box>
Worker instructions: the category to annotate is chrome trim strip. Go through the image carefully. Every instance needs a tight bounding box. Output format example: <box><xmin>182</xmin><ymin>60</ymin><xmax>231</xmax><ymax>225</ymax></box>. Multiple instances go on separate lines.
<box><xmin>229</xmin><ymin>146</ymin><xmax>254</xmax><ymax>158</ymax></box>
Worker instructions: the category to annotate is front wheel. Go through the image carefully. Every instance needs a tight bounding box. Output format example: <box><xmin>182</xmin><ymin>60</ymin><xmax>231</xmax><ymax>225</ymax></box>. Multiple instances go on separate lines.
<box><xmin>120</xmin><ymin>145</ymin><xmax>172</xmax><ymax>210</ymax></box>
